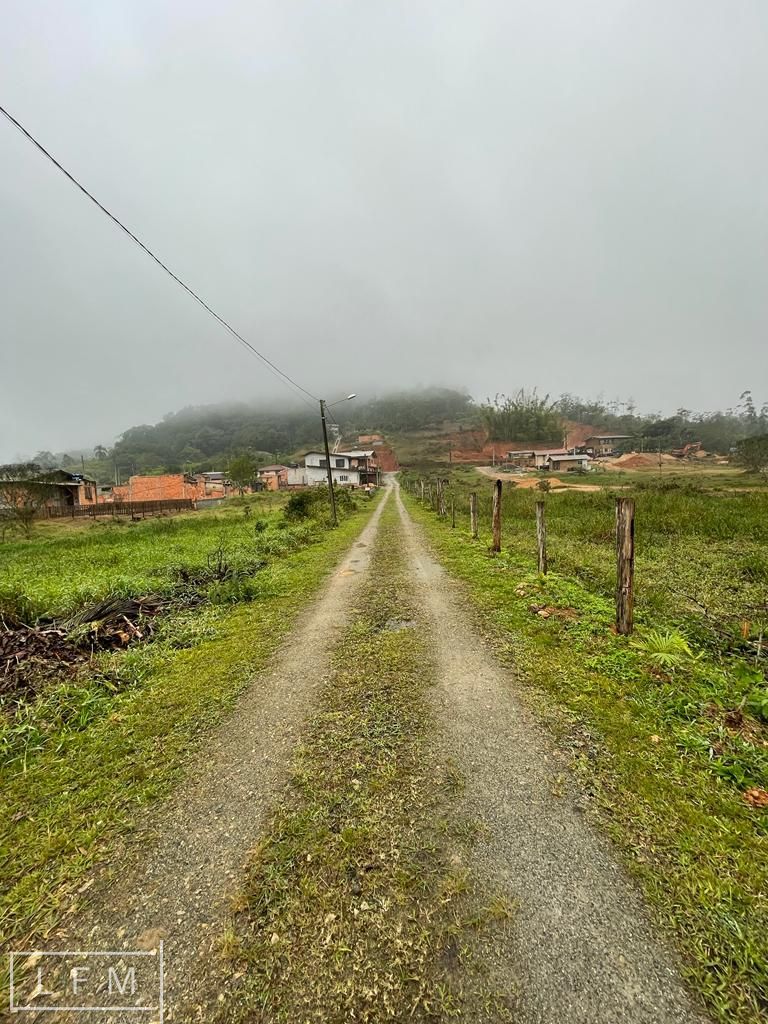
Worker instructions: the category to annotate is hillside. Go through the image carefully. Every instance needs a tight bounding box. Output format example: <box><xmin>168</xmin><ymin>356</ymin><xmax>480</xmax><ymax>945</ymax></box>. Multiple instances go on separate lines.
<box><xmin>22</xmin><ymin>387</ymin><xmax>767</xmax><ymax>483</ymax></box>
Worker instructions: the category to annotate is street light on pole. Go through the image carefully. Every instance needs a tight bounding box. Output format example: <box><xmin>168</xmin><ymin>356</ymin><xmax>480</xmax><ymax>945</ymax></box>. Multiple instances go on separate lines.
<box><xmin>319</xmin><ymin>393</ymin><xmax>356</xmax><ymax>526</ymax></box>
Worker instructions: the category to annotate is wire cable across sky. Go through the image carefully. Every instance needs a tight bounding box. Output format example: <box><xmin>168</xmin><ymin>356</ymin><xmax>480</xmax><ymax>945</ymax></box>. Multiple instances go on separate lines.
<box><xmin>0</xmin><ymin>103</ymin><xmax>318</xmax><ymax>407</ymax></box>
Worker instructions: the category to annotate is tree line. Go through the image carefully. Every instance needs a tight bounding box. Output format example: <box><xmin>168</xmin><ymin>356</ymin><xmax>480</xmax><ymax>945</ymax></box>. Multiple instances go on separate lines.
<box><xmin>21</xmin><ymin>387</ymin><xmax>768</xmax><ymax>484</ymax></box>
<box><xmin>479</xmin><ymin>388</ymin><xmax>768</xmax><ymax>456</ymax></box>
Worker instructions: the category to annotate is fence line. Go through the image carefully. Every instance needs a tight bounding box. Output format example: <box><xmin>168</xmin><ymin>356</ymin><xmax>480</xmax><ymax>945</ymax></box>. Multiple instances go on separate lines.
<box><xmin>44</xmin><ymin>499</ymin><xmax>195</xmax><ymax>519</ymax></box>
<box><xmin>412</xmin><ymin>474</ymin><xmax>636</xmax><ymax>634</ymax></box>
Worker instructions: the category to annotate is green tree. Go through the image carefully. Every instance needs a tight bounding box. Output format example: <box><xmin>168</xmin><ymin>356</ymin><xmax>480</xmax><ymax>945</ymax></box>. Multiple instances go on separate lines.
<box><xmin>480</xmin><ymin>390</ymin><xmax>563</xmax><ymax>442</ymax></box>
<box><xmin>93</xmin><ymin>445</ymin><xmax>109</xmax><ymax>460</ymax></box>
<box><xmin>32</xmin><ymin>450</ymin><xmax>58</xmax><ymax>469</ymax></box>
<box><xmin>735</xmin><ymin>435</ymin><xmax>768</xmax><ymax>476</ymax></box>
<box><xmin>228</xmin><ymin>453</ymin><xmax>258</xmax><ymax>494</ymax></box>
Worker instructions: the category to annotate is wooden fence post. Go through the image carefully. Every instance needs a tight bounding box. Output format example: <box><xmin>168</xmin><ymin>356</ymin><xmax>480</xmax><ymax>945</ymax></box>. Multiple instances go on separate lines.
<box><xmin>615</xmin><ymin>497</ymin><xmax>635</xmax><ymax>635</ymax></box>
<box><xmin>420</xmin><ymin>479</ymin><xmax>425</xmax><ymax>503</ymax></box>
<box><xmin>469</xmin><ymin>492</ymin><xmax>478</xmax><ymax>539</ymax></box>
<box><xmin>535</xmin><ymin>500</ymin><xmax>548</xmax><ymax>575</ymax></box>
<box><xmin>438</xmin><ymin>479</ymin><xmax>447</xmax><ymax>517</ymax></box>
<box><xmin>451</xmin><ymin>496</ymin><xmax>456</xmax><ymax>528</ymax></box>
<box><xmin>491</xmin><ymin>479</ymin><xmax>502</xmax><ymax>552</ymax></box>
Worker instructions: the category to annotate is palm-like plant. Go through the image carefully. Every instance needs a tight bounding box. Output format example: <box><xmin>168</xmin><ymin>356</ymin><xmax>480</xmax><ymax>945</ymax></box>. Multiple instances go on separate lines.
<box><xmin>631</xmin><ymin>629</ymin><xmax>694</xmax><ymax>673</ymax></box>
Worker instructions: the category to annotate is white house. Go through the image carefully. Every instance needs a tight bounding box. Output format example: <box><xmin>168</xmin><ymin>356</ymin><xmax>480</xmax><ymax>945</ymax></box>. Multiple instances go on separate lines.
<box><xmin>286</xmin><ymin>450</ymin><xmax>378</xmax><ymax>489</ymax></box>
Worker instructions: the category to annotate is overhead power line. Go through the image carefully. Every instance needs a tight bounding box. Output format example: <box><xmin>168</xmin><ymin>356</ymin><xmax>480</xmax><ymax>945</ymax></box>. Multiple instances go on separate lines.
<box><xmin>0</xmin><ymin>103</ymin><xmax>318</xmax><ymax>407</ymax></box>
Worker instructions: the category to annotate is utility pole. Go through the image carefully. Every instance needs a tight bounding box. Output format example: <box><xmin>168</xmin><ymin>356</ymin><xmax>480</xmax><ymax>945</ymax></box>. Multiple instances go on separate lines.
<box><xmin>318</xmin><ymin>393</ymin><xmax>357</xmax><ymax>527</ymax></box>
<box><xmin>319</xmin><ymin>398</ymin><xmax>338</xmax><ymax>527</ymax></box>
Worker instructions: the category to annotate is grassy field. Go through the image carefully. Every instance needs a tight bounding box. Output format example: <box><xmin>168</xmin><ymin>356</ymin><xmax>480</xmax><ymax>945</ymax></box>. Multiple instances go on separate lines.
<box><xmin>0</xmin><ymin>493</ymin><xmax>297</xmax><ymax>621</ymax></box>
<box><xmin>402</xmin><ymin>472</ymin><xmax>767</xmax><ymax>1024</ymax></box>
<box><xmin>0</xmin><ymin>490</ymin><xmax>377</xmax><ymax>952</ymax></box>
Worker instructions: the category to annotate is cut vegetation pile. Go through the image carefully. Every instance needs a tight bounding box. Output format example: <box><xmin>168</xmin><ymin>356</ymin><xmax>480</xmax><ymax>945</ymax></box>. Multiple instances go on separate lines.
<box><xmin>0</xmin><ymin>494</ymin><xmax>346</xmax><ymax>708</ymax></box>
<box><xmin>0</xmin><ymin>621</ymin><xmax>88</xmax><ymax>702</ymax></box>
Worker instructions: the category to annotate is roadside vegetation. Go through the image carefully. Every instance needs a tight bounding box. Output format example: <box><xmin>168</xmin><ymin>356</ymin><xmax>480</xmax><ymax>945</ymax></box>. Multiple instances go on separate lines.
<box><xmin>0</xmin><ymin>487</ymin><xmax>374</xmax><ymax>951</ymax></box>
<box><xmin>219</xmin><ymin>501</ymin><xmax>513</xmax><ymax>1023</ymax></box>
<box><xmin>402</xmin><ymin>471</ymin><xmax>767</xmax><ymax>1024</ymax></box>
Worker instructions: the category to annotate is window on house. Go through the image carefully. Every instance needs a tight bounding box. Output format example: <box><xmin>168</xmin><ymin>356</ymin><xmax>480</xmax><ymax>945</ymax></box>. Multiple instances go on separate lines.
<box><xmin>339</xmin><ymin>474</ymin><xmax>348</xmax><ymax>482</ymax></box>
<box><xmin>319</xmin><ymin>458</ymin><xmax>327</xmax><ymax>468</ymax></box>
<box><xmin>335</xmin><ymin>458</ymin><xmax>345</xmax><ymax>468</ymax></box>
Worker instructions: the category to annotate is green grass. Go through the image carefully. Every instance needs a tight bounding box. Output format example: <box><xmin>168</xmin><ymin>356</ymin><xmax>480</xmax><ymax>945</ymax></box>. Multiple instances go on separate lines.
<box><xmin>0</xmin><ymin>494</ymin><xmax>300</xmax><ymax>621</ymax></box>
<box><xmin>403</xmin><ymin>486</ymin><xmax>768</xmax><ymax>1024</ymax></box>
<box><xmin>409</xmin><ymin>471</ymin><xmax>768</xmax><ymax>651</ymax></box>
<box><xmin>218</xmin><ymin>499</ymin><xmax>513</xmax><ymax>1023</ymax></box>
<box><xmin>0</xmin><ymin>494</ymin><xmax>377</xmax><ymax>953</ymax></box>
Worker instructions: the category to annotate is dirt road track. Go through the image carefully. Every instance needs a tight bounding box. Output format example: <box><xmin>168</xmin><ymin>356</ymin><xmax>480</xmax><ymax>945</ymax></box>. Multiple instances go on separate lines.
<box><xmin>43</xmin><ymin>495</ymin><xmax>388</xmax><ymax>1023</ymax></box>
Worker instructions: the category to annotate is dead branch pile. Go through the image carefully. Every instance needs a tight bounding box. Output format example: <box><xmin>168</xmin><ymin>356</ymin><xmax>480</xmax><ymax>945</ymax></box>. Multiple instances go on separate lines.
<box><xmin>1</xmin><ymin>595</ymin><xmax>172</xmax><ymax>704</ymax></box>
<box><xmin>1</xmin><ymin>622</ymin><xmax>88</xmax><ymax>700</ymax></box>
<box><xmin>66</xmin><ymin>594</ymin><xmax>170</xmax><ymax>648</ymax></box>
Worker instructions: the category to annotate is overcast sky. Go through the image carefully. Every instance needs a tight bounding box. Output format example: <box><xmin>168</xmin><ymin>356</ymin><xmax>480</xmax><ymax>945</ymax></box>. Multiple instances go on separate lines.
<box><xmin>2</xmin><ymin>1</ymin><xmax>767</xmax><ymax>459</ymax></box>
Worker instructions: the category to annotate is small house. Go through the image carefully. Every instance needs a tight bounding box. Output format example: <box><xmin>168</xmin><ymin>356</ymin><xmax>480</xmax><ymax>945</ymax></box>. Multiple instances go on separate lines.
<box><xmin>41</xmin><ymin>470</ymin><xmax>98</xmax><ymax>508</ymax></box>
<box><xmin>257</xmin><ymin>465</ymin><xmax>289</xmax><ymax>491</ymax></box>
<box><xmin>546</xmin><ymin>453</ymin><xmax>592</xmax><ymax>472</ymax></box>
<box><xmin>504</xmin><ymin>450</ymin><xmax>536</xmax><ymax>468</ymax></box>
<box><xmin>533</xmin><ymin>449</ymin><xmax>570</xmax><ymax>470</ymax></box>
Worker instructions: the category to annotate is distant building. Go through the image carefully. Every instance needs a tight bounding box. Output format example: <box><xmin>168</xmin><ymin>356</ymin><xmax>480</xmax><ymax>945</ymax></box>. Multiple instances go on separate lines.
<box><xmin>43</xmin><ymin>470</ymin><xmax>98</xmax><ymax>509</ymax></box>
<box><xmin>107</xmin><ymin>472</ymin><xmax>232</xmax><ymax>503</ymax></box>
<box><xmin>582</xmin><ymin>435</ymin><xmax>632</xmax><ymax>457</ymax></box>
<box><xmin>504</xmin><ymin>450</ymin><xmax>536</xmax><ymax>468</ymax></box>
<box><xmin>546</xmin><ymin>453</ymin><xmax>592</xmax><ymax>472</ymax></box>
<box><xmin>257</xmin><ymin>465</ymin><xmax>289</xmax><ymax>491</ymax></box>
<box><xmin>504</xmin><ymin>448</ymin><xmax>575</xmax><ymax>470</ymax></box>
<box><xmin>286</xmin><ymin>450</ymin><xmax>379</xmax><ymax>488</ymax></box>
<box><xmin>357</xmin><ymin>435</ymin><xmax>399</xmax><ymax>471</ymax></box>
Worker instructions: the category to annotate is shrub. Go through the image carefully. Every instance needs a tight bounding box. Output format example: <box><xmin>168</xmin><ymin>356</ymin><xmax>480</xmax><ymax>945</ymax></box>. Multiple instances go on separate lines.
<box><xmin>283</xmin><ymin>486</ymin><xmax>357</xmax><ymax>521</ymax></box>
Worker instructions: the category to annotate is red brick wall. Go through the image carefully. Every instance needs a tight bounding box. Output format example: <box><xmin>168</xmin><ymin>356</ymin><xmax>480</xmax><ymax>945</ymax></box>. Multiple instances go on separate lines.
<box><xmin>108</xmin><ymin>474</ymin><xmax>208</xmax><ymax>502</ymax></box>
